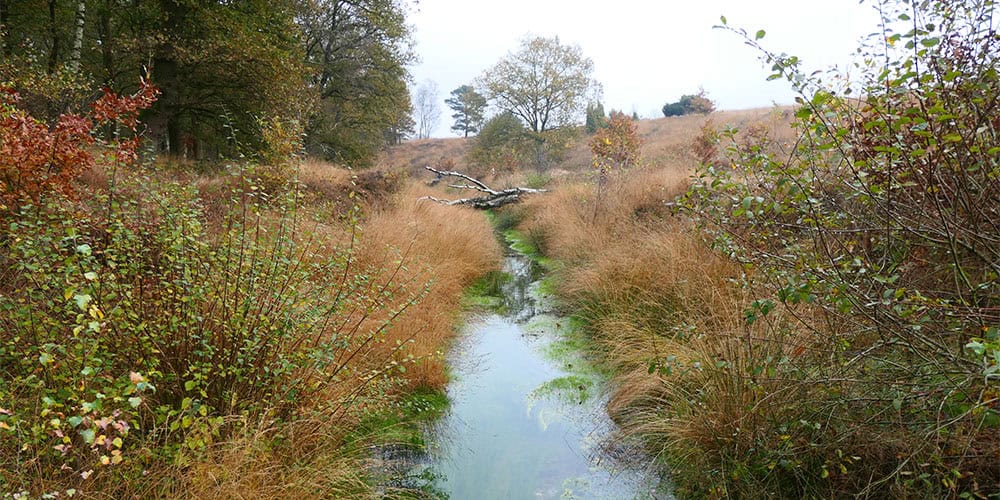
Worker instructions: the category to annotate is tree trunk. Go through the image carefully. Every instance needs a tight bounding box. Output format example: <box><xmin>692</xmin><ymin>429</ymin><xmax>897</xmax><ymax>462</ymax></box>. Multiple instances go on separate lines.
<box><xmin>151</xmin><ymin>0</ymin><xmax>186</xmax><ymax>155</ymax></box>
<box><xmin>0</xmin><ymin>0</ymin><xmax>11</xmax><ymax>57</ymax></box>
<box><xmin>67</xmin><ymin>0</ymin><xmax>85</xmax><ymax>73</ymax></box>
<box><xmin>47</xmin><ymin>0</ymin><xmax>60</xmax><ymax>73</ymax></box>
<box><xmin>97</xmin><ymin>2</ymin><xmax>114</xmax><ymax>84</ymax></box>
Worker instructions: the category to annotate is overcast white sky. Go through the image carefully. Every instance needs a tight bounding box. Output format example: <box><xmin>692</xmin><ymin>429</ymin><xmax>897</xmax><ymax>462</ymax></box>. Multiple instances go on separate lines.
<box><xmin>407</xmin><ymin>0</ymin><xmax>882</xmax><ymax>138</ymax></box>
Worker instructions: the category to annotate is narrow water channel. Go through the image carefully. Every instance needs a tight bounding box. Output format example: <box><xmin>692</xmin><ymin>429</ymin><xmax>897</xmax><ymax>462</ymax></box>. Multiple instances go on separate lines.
<box><xmin>419</xmin><ymin>247</ymin><xmax>671</xmax><ymax>499</ymax></box>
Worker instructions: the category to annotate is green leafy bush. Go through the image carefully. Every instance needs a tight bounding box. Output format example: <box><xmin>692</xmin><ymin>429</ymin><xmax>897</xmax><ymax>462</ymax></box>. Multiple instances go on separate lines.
<box><xmin>661</xmin><ymin>90</ymin><xmax>715</xmax><ymax>117</ymax></box>
<box><xmin>678</xmin><ymin>1</ymin><xmax>999</xmax><ymax>496</ymax></box>
<box><xmin>468</xmin><ymin>111</ymin><xmax>531</xmax><ymax>174</ymax></box>
<box><xmin>0</xmin><ymin>173</ymin><xmax>421</xmax><ymax>494</ymax></box>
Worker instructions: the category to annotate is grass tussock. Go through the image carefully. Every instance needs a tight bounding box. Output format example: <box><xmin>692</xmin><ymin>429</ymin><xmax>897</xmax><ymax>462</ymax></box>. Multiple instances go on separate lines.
<box><xmin>519</xmin><ymin>110</ymin><xmax>1000</xmax><ymax>495</ymax></box>
<box><xmin>358</xmin><ymin>184</ymin><xmax>503</xmax><ymax>389</ymax></box>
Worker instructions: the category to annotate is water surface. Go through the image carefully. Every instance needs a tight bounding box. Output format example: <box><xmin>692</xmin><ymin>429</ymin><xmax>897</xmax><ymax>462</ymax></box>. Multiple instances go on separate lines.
<box><xmin>422</xmin><ymin>252</ymin><xmax>670</xmax><ymax>499</ymax></box>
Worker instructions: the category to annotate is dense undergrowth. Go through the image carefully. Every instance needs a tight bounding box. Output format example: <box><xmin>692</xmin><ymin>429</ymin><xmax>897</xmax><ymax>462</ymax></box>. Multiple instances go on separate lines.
<box><xmin>0</xmin><ymin>82</ymin><xmax>500</xmax><ymax>497</ymax></box>
<box><xmin>512</xmin><ymin>2</ymin><xmax>999</xmax><ymax>496</ymax></box>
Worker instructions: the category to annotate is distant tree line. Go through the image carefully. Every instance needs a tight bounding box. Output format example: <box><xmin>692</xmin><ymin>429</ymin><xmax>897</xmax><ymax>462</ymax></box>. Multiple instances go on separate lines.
<box><xmin>0</xmin><ymin>0</ymin><xmax>415</xmax><ymax>166</ymax></box>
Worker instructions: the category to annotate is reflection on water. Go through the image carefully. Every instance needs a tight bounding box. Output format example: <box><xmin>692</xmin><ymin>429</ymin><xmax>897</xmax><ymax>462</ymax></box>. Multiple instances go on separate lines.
<box><xmin>421</xmin><ymin>254</ymin><xmax>671</xmax><ymax>499</ymax></box>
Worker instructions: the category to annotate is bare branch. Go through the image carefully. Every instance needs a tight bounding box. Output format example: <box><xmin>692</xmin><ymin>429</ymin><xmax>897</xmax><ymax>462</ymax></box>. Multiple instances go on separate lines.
<box><xmin>425</xmin><ymin>166</ymin><xmax>496</xmax><ymax>193</ymax></box>
<box><xmin>420</xmin><ymin>166</ymin><xmax>547</xmax><ymax>209</ymax></box>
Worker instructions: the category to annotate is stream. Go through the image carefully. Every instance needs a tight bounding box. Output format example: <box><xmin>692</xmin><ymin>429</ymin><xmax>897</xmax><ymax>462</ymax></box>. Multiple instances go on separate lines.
<box><xmin>413</xmin><ymin>245</ymin><xmax>672</xmax><ymax>499</ymax></box>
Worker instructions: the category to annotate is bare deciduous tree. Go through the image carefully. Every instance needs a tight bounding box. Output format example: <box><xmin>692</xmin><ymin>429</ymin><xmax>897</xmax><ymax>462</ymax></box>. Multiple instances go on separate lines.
<box><xmin>414</xmin><ymin>79</ymin><xmax>441</xmax><ymax>139</ymax></box>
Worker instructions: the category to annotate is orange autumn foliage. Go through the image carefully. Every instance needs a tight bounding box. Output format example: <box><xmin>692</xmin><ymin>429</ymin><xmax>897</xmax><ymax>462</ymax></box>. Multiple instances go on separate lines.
<box><xmin>0</xmin><ymin>81</ymin><xmax>158</xmax><ymax>210</ymax></box>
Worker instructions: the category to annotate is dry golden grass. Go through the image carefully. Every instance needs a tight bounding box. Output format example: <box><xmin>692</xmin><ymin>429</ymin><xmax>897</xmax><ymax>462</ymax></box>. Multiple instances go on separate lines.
<box><xmin>179</xmin><ymin>417</ymin><xmax>371</xmax><ymax>500</ymax></box>
<box><xmin>517</xmin><ymin>158</ymin><xmax>830</xmax><ymax>495</ymax></box>
<box><xmin>381</xmin><ymin>107</ymin><xmax>795</xmax><ymax>179</ymax></box>
<box><xmin>296</xmin><ymin>157</ymin><xmax>354</xmax><ymax>197</ymax></box>
<box><xmin>379</xmin><ymin>137</ymin><xmax>474</xmax><ymax>177</ymax></box>
<box><xmin>521</xmin><ymin>165</ymin><xmax>691</xmax><ymax>264</ymax></box>
<box><xmin>356</xmin><ymin>183</ymin><xmax>503</xmax><ymax>389</ymax></box>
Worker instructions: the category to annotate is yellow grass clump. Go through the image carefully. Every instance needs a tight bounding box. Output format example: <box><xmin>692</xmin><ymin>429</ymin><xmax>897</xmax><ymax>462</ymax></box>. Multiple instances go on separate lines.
<box><xmin>357</xmin><ymin>184</ymin><xmax>503</xmax><ymax>389</ymax></box>
<box><xmin>516</xmin><ymin>139</ymin><xmax>833</xmax><ymax>496</ymax></box>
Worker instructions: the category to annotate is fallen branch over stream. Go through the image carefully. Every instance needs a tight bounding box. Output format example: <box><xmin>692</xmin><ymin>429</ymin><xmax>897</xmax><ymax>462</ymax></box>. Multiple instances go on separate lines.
<box><xmin>419</xmin><ymin>166</ymin><xmax>547</xmax><ymax>209</ymax></box>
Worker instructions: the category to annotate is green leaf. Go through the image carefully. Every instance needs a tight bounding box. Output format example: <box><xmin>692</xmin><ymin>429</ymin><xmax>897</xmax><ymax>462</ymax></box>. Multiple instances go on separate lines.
<box><xmin>128</xmin><ymin>397</ymin><xmax>142</xmax><ymax>408</ymax></box>
<box><xmin>966</xmin><ymin>341</ymin><xmax>985</xmax><ymax>356</ymax></box>
<box><xmin>756</xmin><ymin>29</ymin><xmax>766</xmax><ymax>40</ymax></box>
<box><xmin>985</xmin><ymin>327</ymin><xmax>998</xmax><ymax>341</ymax></box>
<box><xmin>73</xmin><ymin>294</ymin><xmax>92</xmax><ymax>311</ymax></box>
<box><xmin>84</xmin><ymin>271</ymin><xmax>98</xmax><ymax>281</ymax></box>
<box><xmin>79</xmin><ymin>428</ymin><xmax>95</xmax><ymax>445</ymax></box>
<box><xmin>720</xmin><ymin>15</ymin><xmax>727</xmax><ymax>25</ymax></box>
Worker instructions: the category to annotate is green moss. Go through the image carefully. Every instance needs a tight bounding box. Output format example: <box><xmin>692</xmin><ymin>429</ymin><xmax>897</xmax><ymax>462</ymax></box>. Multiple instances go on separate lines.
<box><xmin>530</xmin><ymin>375</ymin><xmax>595</xmax><ymax>404</ymax></box>
<box><xmin>353</xmin><ymin>388</ymin><xmax>450</xmax><ymax>451</ymax></box>
<box><xmin>461</xmin><ymin>270</ymin><xmax>512</xmax><ymax>312</ymax></box>
<box><xmin>535</xmin><ymin>275</ymin><xmax>559</xmax><ymax>298</ymax></box>
<box><xmin>504</xmin><ymin>229</ymin><xmax>555</xmax><ymax>269</ymax></box>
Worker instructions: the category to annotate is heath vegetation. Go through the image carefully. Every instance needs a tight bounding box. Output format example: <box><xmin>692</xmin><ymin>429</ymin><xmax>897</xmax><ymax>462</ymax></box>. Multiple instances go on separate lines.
<box><xmin>3</xmin><ymin>0</ymin><xmax>998</xmax><ymax>497</ymax></box>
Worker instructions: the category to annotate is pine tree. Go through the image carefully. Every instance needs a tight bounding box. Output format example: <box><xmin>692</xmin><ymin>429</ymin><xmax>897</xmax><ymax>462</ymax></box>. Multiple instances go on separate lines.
<box><xmin>445</xmin><ymin>85</ymin><xmax>486</xmax><ymax>137</ymax></box>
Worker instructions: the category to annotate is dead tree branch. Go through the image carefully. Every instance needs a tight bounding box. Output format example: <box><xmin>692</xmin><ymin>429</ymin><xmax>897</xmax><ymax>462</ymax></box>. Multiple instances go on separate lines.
<box><xmin>420</xmin><ymin>166</ymin><xmax>546</xmax><ymax>209</ymax></box>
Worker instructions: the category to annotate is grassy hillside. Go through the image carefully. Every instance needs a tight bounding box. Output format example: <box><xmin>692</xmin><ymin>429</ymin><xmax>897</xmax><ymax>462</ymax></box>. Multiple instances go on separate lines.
<box><xmin>380</xmin><ymin>107</ymin><xmax>795</xmax><ymax>180</ymax></box>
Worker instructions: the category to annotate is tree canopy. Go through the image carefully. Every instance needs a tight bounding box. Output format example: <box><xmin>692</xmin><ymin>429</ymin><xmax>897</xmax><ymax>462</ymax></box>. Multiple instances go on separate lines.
<box><xmin>299</xmin><ymin>0</ymin><xmax>415</xmax><ymax>165</ymax></box>
<box><xmin>445</xmin><ymin>84</ymin><xmax>487</xmax><ymax>137</ymax></box>
<box><xmin>0</xmin><ymin>0</ymin><xmax>414</xmax><ymax>165</ymax></box>
<box><xmin>478</xmin><ymin>36</ymin><xmax>601</xmax><ymax>133</ymax></box>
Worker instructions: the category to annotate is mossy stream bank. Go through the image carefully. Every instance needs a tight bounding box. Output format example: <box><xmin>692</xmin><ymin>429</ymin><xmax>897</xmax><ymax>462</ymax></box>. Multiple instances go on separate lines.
<box><xmin>402</xmin><ymin>233</ymin><xmax>672</xmax><ymax>498</ymax></box>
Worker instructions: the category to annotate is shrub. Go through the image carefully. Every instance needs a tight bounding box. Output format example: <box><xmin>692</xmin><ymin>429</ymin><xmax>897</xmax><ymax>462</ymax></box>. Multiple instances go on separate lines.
<box><xmin>467</xmin><ymin>112</ymin><xmax>531</xmax><ymax>174</ymax></box>
<box><xmin>589</xmin><ymin>112</ymin><xmax>641</xmax><ymax>175</ymax></box>
<box><xmin>0</xmin><ymin>80</ymin><xmax>158</xmax><ymax>211</ymax></box>
<box><xmin>660</xmin><ymin>102</ymin><xmax>685</xmax><ymax>117</ymax></box>
<box><xmin>678</xmin><ymin>2</ymin><xmax>1000</xmax><ymax>495</ymax></box>
<box><xmin>661</xmin><ymin>90</ymin><xmax>715</xmax><ymax>117</ymax></box>
<box><xmin>590</xmin><ymin>112</ymin><xmax>642</xmax><ymax>214</ymax></box>
<box><xmin>0</xmin><ymin>80</ymin><xmax>159</xmax><ymax>211</ymax></box>
<box><xmin>0</xmin><ymin>174</ymin><xmax>426</xmax><ymax>494</ymax></box>
<box><xmin>0</xmin><ymin>79</ymin><xmax>423</xmax><ymax>496</ymax></box>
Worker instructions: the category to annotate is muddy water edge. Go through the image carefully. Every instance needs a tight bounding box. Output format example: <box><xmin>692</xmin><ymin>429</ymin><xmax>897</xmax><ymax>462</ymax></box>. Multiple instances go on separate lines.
<box><xmin>382</xmin><ymin>231</ymin><xmax>672</xmax><ymax>499</ymax></box>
